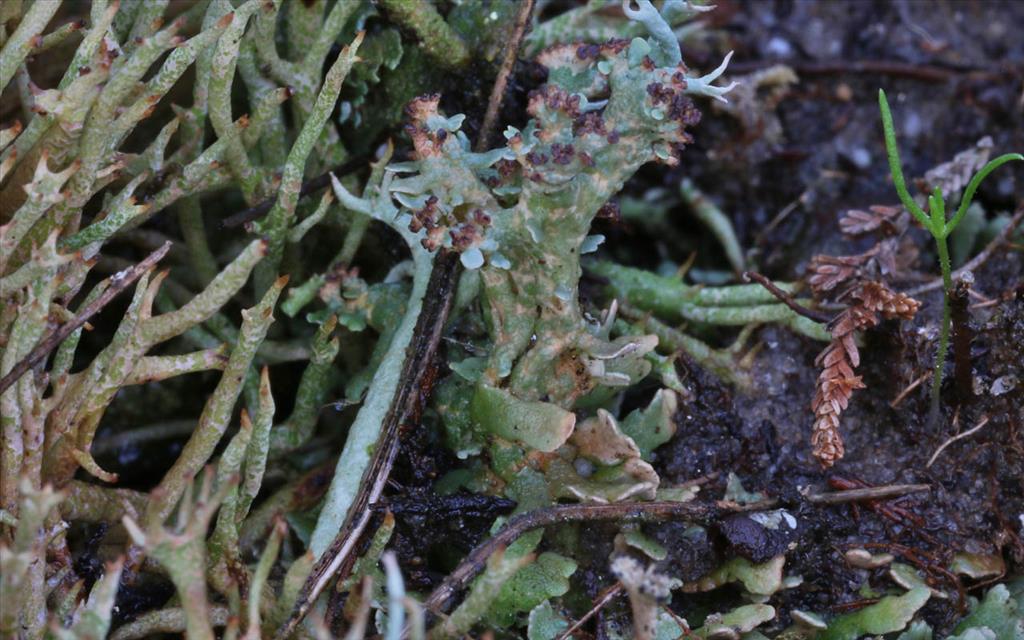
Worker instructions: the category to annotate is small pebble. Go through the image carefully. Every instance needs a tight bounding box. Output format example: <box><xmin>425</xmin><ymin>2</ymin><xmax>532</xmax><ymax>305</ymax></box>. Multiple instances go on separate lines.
<box><xmin>991</xmin><ymin>375</ymin><xmax>1017</xmax><ymax>396</ymax></box>
<box><xmin>903</xmin><ymin>111</ymin><xmax>923</xmax><ymax>138</ymax></box>
<box><xmin>765</xmin><ymin>36</ymin><xmax>793</xmax><ymax>58</ymax></box>
<box><xmin>849</xmin><ymin>147</ymin><xmax>871</xmax><ymax>169</ymax></box>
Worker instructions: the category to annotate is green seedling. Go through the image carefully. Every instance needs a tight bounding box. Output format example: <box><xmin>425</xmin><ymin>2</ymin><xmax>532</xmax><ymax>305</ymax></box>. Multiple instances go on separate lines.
<box><xmin>878</xmin><ymin>88</ymin><xmax>1022</xmax><ymax>414</ymax></box>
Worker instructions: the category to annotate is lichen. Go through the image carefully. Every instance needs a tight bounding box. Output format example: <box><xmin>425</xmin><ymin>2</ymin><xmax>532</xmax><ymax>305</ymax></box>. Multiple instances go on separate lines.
<box><xmin>2</xmin><ymin>2</ymin><xmax>1015</xmax><ymax>639</ymax></box>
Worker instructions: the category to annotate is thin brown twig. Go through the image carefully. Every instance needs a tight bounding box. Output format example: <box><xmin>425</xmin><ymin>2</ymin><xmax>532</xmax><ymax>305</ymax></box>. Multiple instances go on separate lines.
<box><xmin>969</xmin><ymin>298</ymin><xmax>1003</xmax><ymax>310</ymax></box>
<box><xmin>660</xmin><ymin>605</ymin><xmax>693</xmax><ymax>637</ymax></box>
<box><xmin>805</xmin><ymin>483</ymin><xmax>931</xmax><ymax>505</ymax></box>
<box><xmin>890</xmin><ymin>371</ymin><xmax>930</xmax><ymax>408</ymax></box>
<box><xmin>274</xmin><ymin>251</ymin><xmax>461</xmax><ymax>640</ymax></box>
<box><xmin>966</xmin><ymin>282</ymin><xmax>1009</xmax><ymax>309</ymax></box>
<box><xmin>474</xmin><ymin>0</ymin><xmax>535</xmax><ymax>152</ymax></box>
<box><xmin>423</xmin><ymin>501</ymin><xmax>724</xmax><ymax>616</ymax></box>
<box><xmin>758</xmin><ymin>193</ymin><xmax>804</xmax><ymax>239</ymax></box>
<box><xmin>927</xmin><ymin>415</ymin><xmax>991</xmax><ymax>468</ymax></box>
<box><xmin>830</xmin><ymin>598</ymin><xmax>881</xmax><ymax>613</ymax></box>
<box><xmin>907</xmin><ymin>205</ymin><xmax>1024</xmax><ymax>296</ymax></box>
<box><xmin>862</xmin><ymin>541</ymin><xmax>966</xmax><ymax>612</ymax></box>
<box><xmin>965</xmin><ymin>574</ymin><xmax>1010</xmax><ymax>594</ymax></box>
<box><xmin>0</xmin><ymin>242</ymin><xmax>171</xmax><ymax>395</ymax></box>
<box><xmin>422</xmin><ymin>482</ymin><xmax>931</xmax><ymax>618</ymax></box>
<box><xmin>950</xmin><ymin>278</ymin><xmax>973</xmax><ymax>402</ymax></box>
<box><xmin>679</xmin><ymin>471</ymin><xmax>719</xmax><ymax>488</ymax></box>
<box><xmin>674</xmin><ymin>250</ymin><xmax>697</xmax><ymax>280</ymax></box>
<box><xmin>553</xmin><ymin>583</ymin><xmax>623</xmax><ymax>640</ymax></box>
<box><xmin>742</xmin><ymin>271</ymin><xmax>832</xmax><ymax>323</ymax></box>
<box><xmin>966</xmin><ymin>289</ymin><xmax>994</xmax><ymax>303</ymax></box>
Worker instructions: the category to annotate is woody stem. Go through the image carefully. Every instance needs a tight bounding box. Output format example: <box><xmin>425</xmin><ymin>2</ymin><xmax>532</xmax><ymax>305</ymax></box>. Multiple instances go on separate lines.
<box><xmin>930</xmin><ymin>234</ymin><xmax>952</xmax><ymax>413</ymax></box>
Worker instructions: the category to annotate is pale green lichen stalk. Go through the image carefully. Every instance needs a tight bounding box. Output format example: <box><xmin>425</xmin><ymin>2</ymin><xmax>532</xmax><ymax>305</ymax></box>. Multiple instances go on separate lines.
<box><xmin>310</xmin><ymin>0</ymin><xmax>744</xmax><ymax>558</ymax></box>
<box><xmin>0</xmin><ymin>1</ymin><xmax>366</xmax><ymax>636</ymax></box>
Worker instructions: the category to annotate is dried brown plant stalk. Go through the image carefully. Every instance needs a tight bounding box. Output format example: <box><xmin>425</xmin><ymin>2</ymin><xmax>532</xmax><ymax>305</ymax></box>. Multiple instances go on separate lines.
<box><xmin>812</xmin><ymin>281</ymin><xmax>920</xmax><ymax>466</ymax></box>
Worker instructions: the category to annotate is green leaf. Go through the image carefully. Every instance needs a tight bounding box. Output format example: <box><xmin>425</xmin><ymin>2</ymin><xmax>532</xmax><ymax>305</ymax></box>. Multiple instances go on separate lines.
<box><xmin>898</xmin><ymin>620</ymin><xmax>935</xmax><ymax>640</ymax></box>
<box><xmin>877</xmin><ymin>89</ymin><xmax>929</xmax><ymax>228</ymax></box>
<box><xmin>621</xmin><ymin>528</ymin><xmax>668</xmax><ymax>561</ymax></box>
<box><xmin>470</xmin><ymin>385</ymin><xmax>576</xmax><ymax>452</ymax></box>
<box><xmin>949</xmin><ymin>552</ymin><xmax>1005</xmax><ymax>580</ymax></box>
<box><xmin>949</xmin><ymin>203</ymin><xmax>986</xmax><ymax>267</ymax></box>
<box><xmin>435</xmin><ymin>376</ymin><xmax>485</xmax><ymax>459</ymax></box>
<box><xmin>486</xmin><ymin>552</ymin><xmax>577</xmax><ymax>627</ymax></box>
<box><xmin>685</xmin><ymin>556</ymin><xmax>785</xmax><ymax>596</ymax></box>
<box><xmin>620</xmin><ymin>389</ymin><xmax>678</xmax><ymax>460</ymax></box>
<box><xmin>527</xmin><ymin>601</ymin><xmax>570</xmax><ymax>640</ymax></box>
<box><xmin>946</xmin><ymin>153</ymin><xmax>1024</xmax><ymax>237</ymax></box>
<box><xmin>949</xmin><ymin>629</ymin><xmax>998</xmax><ymax>640</ymax></box>
<box><xmin>951</xmin><ymin>583</ymin><xmax>1024</xmax><ymax>640</ymax></box>
<box><xmin>450</xmin><ymin>356</ymin><xmax>487</xmax><ymax>382</ymax></box>
<box><xmin>723</xmin><ymin>472</ymin><xmax>767</xmax><ymax>505</ymax></box>
<box><xmin>821</xmin><ymin>587</ymin><xmax>931</xmax><ymax>640</ymax></box>
<box><xmin>694</xmin><ymin>604</ymin><xmax>775</xmax><ymax>638</ymax></box>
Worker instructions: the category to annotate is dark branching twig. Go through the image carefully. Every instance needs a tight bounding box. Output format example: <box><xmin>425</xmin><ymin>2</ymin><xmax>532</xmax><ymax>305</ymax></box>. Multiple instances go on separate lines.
<box><xmin>474</xmin><ymin>0</ymin><xmax>534</xmax><ymax>152</ymax></box>
<box><xmin>423</xmin><ymin>501</ymin><xmax>723</xmax><ymax>616</ymax></box>
<box><xmin>805</xmin><ymin>483</ymin><xmax>930</xmax><ymax>505</ymax></box>
<box><xmin>742</xmin><ymin>271</ymin><xmax>832</xmax><ymax>323</ymax></box>
<box><xmin>927</xmin><ymin>415</ymin><xmax>990</xmax><ymax>468</ymax></box>
<box><xmin>275</xmin><ymin>252</ymin><xmax>461</xmax><ymax>640</ymax></box>
<box><xmin>950</xmin><ymin>277</ymin><xmax>974</xmax><ymax>402</ymax></box>
<box><xmin>422</xmin><ymin>482</ymin><xmax>931</xmax><ymax>618</ymax></box>
<box><xmin>553</xmin><ymin>583</ymin><xmax>624</xmax><ymax>640</ymax></box>
<box><xmin>0</xmin><ymin>242</ymin><xmax>171</xmax><ymax>395</ymax></box>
